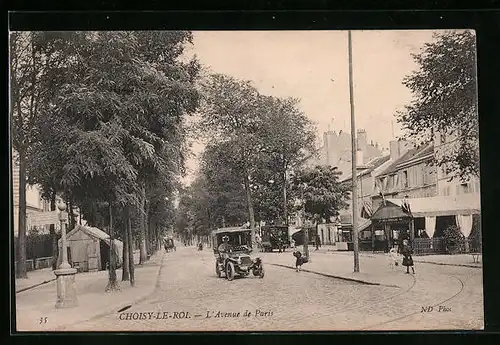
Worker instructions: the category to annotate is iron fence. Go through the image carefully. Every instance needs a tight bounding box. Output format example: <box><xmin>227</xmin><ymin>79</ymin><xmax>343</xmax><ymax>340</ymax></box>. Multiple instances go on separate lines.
<box><xmin>413</xmin><ymin>238</ymin><xmax>480</xmax><ymax>256</ymax></box>
<box><xmin>413</xmin><ymin>238</ymin><xmax>447</xmax><ymax>255</ymax></box>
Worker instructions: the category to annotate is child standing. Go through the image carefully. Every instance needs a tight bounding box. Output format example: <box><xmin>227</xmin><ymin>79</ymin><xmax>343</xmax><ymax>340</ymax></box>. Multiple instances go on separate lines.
<box><xmin>401</xmin><ymin>239</ymin><xmax>415</xmax><ymax>274</ymax></box>
<box><xmin>293</xmin><ymin>251</ymin><xmax>304</xmax><ymax>272</ymax></box>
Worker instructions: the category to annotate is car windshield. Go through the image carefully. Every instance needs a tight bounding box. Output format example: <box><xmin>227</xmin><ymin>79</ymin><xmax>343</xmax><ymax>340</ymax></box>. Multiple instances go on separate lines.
<box><xmin>216</xmin><ymin>231</ymin><xmax>251</xmax><ymax>247</ymax></box>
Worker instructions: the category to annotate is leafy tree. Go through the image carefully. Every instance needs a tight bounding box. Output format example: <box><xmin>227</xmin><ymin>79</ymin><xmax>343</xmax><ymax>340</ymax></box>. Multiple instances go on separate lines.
<box><xmin>258</xmin><ymin>95</ymin><xmax>316</xmax><ymax>224</ymax></box>
<box><xmin>200</xmin><ymin>142</ymin><xmax>248</xmax><ymax>227</ymax></box>
<box><xmin>198</xmin><ymin>74</ymin><xmax>264</xmax><ymax>244</ymax></box>
<box><xmin>23</xmin><ymin>31</ymin><xmax>199</xmax><ymax>289</ymax></box>
<box><xmin>290</xmin><ymin>165</ymin><xmax>350</xmax><ymax>224</ymax></box>
<box><xmin>10</xmin><ymin>31</ymin><xmax>74</xmax><ymax>278</ymax></box>
<box><xmin>397</xmin><ymin>30</ymin><xmax>478</xmax><ymax>181</ymax></box>
<box><xmin>443</xmin><ymin>225</ymin><xmax>465</xmax><ymax>254</ymax></box>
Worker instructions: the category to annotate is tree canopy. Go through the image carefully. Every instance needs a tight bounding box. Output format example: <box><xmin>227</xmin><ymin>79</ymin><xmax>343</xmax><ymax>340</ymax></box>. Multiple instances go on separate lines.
<box><xmin>11</xmin><ymin>31</ymin><xmax>200</xmax><ymax>284</ymax></box>
<box><xmin>397</xmin><ymin>30</ymin><xmax>478</xmax><ymax>181</ymax></box>
<box><xmin>290</xmin><ymin>165</ymin><xmax>350</xmax><ymax>223</ymax></box>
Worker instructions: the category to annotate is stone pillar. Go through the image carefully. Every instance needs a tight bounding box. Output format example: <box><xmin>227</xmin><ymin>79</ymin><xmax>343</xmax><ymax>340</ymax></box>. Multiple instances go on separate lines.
<box><xmin>54</xmin><ymin>203</ymin><xmax>78</xmax><ymax>308</ymax></box>
<box><xmin>409</xmin><ymin>219</ymin><xmax>415</xmax><ymax>243</ymax></box>
<box><xmin>384</xmin><ymin>223</ymin><xmax>391</xmax><ymax>250</ymax></box>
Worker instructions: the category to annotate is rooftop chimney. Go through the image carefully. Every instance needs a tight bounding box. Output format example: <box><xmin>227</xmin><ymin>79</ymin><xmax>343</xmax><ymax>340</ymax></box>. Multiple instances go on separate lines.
<box><xmin>357</xmin><ymin>129</ymin><xmax>367</xmax><ymax>151</ymax></box>
<box><xmin>356</xmin><ymin>149</ymin><xmax>364</xmax><ymax>165</ymax></box>
<box><xmin>389</xmin><ymin>140</ymin><xmax>399</xmax><ymax>162</ymax></box>
<box><xmin>389</xmin><ymin>139</ymin><xmax>413</xmax><ymax>161</ymax></box>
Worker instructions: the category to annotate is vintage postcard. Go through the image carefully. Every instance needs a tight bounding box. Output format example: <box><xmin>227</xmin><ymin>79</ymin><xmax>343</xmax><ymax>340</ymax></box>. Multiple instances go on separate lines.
<box><xmin>11</xmin><ymin>29</ymin><xmax>483</xmax><ymax>332</ymax></box>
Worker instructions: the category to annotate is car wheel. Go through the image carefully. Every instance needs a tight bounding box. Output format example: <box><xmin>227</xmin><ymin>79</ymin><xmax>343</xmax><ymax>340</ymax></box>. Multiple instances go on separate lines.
<box><xmin>226</xmin><ymin>261</ymin><xmax>235</xmax><ymax>281</ymax></box>
<box><xmin>216</xmin><ymin>262</ymin><xmax>222</xmax><ymax>277</ymax></box>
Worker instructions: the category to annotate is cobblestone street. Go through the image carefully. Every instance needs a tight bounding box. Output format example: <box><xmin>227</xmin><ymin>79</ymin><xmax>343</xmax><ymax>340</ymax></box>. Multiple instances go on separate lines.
<box><xmin>52</xmin><ymin>245</ymin><xmax>483</xmax><ymax>332</ymax></box>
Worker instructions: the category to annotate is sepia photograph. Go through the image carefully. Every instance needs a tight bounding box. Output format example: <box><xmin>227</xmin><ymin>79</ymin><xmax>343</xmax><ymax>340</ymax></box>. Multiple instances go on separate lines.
<box><xmin>10</xmin><ymin>29</ymin><xmax>483</xmax><ymax>332</ymax></box>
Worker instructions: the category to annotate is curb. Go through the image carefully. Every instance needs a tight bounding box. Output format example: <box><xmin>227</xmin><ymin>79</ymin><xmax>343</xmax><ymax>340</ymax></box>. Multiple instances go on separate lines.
<box><xmin>268</xmin><ymin>263</ymin><xmax>399</xmax><ymax>288</ymax></box>
<box><xmin>413</xmin><ymin>260</ymin><xmax>482</xmax><ymax>269</ymax></box>
<box><xmin>55</xmin><ymin>252</ymin><xmax>166</xmax><ymax>331</ymax></box>
<box><xmin>16</xmin><ymin>277</ymin><xmax>57</xmax><ymax>294</ymax></box>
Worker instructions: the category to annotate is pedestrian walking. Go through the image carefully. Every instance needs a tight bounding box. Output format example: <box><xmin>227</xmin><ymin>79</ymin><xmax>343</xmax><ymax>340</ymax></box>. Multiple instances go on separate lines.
<box><xmin>401</xmin><ymin>239</ymin><xmax>415</xmax><ymax>274</ymax></box>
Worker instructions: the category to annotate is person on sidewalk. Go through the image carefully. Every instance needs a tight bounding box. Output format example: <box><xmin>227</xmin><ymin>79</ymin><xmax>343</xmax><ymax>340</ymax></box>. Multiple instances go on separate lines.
<box><xmin>293</xmin><ymin>251</ymin><xmax>305</xmax><ymax>272</ymax></box>
<box><xmin>278</xmin><ymin>237</ymin><xmax>283</xmax><ymax>253</ymax></box>
<box><xmin>401</xmin><ymin>239</ymin><xmax>415</xmax><ymax>274</ymax></box>
<box><xmin>315</xmin><ymin>234</ymin><xmax>321</xmax><ymax>251</ymax></box>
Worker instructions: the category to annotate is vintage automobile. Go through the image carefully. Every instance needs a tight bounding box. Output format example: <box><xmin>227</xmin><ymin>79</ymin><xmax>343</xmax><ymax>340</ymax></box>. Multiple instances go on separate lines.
<box><xmin>212</xmin><ymin>227</ymin><xmax>264</xmax><ymax>281</ymax></box>
<box><xmin>164</xmin><ymin>237</ymin><xmax>176</xmax><ymax>253</ymax></box>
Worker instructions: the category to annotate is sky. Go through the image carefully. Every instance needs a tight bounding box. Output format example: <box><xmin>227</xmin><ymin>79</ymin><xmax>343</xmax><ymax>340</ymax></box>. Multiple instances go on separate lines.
<box><xmin>181</xmin><ymin>29</ymin><xmax>444</xmax><ymax>184</ymax></box>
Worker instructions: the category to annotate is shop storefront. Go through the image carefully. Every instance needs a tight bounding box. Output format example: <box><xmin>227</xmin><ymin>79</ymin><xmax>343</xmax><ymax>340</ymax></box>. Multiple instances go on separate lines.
<box><xmin>369</xmin><ymin>193</ymin><xmax>481</xmax><ymax>254</ymax></box>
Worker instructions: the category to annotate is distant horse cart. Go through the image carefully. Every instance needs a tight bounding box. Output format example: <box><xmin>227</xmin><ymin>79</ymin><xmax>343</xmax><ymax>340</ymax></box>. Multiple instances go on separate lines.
<box><xmin>164</xmin><ymin>238</ymin><xmax>176</xmax><ymax>252</ymax></box>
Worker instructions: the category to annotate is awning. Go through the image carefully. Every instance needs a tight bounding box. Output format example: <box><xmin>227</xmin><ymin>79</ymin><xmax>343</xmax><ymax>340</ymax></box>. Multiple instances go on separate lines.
<box><xmin>371</xmin><ymin>202</ymin><xmax>410</xmax><ymax>221</ymax></box>
<box><xmin>386</xmin><ymin>193</ymin><xmax>480</xmax><ymax>217</ymax></box>
<box><xmin>340</xmin><ymin>218</ymin><xmax>372</xmax><ymax>232</ymax></box>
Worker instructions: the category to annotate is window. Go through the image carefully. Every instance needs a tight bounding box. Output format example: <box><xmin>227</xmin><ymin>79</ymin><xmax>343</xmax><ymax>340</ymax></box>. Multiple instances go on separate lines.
<box><xmin>387</xmin><ymin>174</ymin><xmax>395</xmax><ymax>189</ymax></box>
<box><xmin>456</xmin><ymin>183</ymin><xmax>468</xmax><ymax>195</ymax></box>
<box><xmin>443</xmin><ymin>186</ymin><xmax>451</xmax><ymax>196</ymax></box>
<box><xmin>462</xmin><ymin>183</ymin><xmax>469</xmax><ymax>194</ymax></box>
<box><xmin>402</xmin><ymin>170</ymin><xmax>409</xmax><ymax>188</ymax></box>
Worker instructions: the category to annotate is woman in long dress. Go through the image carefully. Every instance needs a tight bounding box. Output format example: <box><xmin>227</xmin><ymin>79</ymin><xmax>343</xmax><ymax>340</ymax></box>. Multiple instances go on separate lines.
<box><xmin>401</xmin><ymin>239</ymin><xmax>415</xmax><ymax>274</ymax></box>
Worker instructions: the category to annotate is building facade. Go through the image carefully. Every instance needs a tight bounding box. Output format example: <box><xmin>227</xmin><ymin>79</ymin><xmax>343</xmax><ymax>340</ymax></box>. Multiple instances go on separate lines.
<box><xmin>368</xmin><ymin>132</ymin><xmax>481</xmax><ymax>253</ymax></box>
<box><xmin>302</xmin><ymin>129</ymin><xmax>383</xmax><ymax>178</ymax></box>
<box><xmin>338</xmin><ymin>155</ymin><xmax>391</xmax><ymax>242</ymax></box>
<box><xmin>434</xmin><ymin>130</ymin><xmax>480</xmax><ymax>197</ymax></box>
<box><xmin>12</xmin><ymin>149</ymin><xmax>52</xmax><ymax>236</ymax></box>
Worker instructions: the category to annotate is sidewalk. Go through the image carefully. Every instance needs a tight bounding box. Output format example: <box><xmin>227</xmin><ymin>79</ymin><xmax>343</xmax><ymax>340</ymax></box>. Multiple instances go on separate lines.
<box><xmin>262</xmin><ymin>251</ymin><xmax>414</xmax><ymax>288</ymax></box>
<box><xmin>15</xmin><ymin>268</ymin><xmax>57</xmax><ymax>293</ymax></box>
<box><xmin>412</xmin><ymin>254</ymin><xmax>482</xmax><ymax>268</ymax></box>
<box><xmin>312</xmin><ymin>246</ymin><xmax>482</xmax><ymax>268</ymax></box>
<box><xmin>15</xmin><ymin>251</ymin><xmax>164</xmax><ymax>332</ymax></box>
<box><xmin>15</xmin><ymin>251</ymin><xmax>142</xmax><ymax>293</ymax></box>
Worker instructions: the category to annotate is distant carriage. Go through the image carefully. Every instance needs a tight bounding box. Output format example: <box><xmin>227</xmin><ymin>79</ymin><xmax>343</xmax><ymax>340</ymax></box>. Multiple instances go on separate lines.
<box><xmin>164</xmin><ymin>238</ymin><xmax>176</xmax><ymax>252</ymax></box>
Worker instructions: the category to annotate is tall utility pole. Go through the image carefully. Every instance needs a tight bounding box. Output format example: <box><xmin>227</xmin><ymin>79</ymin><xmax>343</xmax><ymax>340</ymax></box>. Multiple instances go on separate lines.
<box><xmin>348</xmin><ymin>30</ymin><xmax>360</xmax><ymax>273</ymax></box>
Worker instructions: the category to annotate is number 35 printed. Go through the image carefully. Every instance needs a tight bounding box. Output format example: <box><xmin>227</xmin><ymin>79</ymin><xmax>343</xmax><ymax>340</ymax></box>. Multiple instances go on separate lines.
<box><xmin>39</xmin><ymin>317</ymin><xmax>47</xmax><ymax>324</ymax></box>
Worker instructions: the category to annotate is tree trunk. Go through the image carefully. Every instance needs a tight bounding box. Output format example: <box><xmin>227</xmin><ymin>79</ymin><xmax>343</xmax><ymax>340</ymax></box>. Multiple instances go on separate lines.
<box><xmin>16</xmin><ymin>149</ymin><xmax>28</xmax><ymax>279</ymax></box>
<box><xmin>68</xmin><ymin>199</ymin><xmax>76</xmax><ymax>231</ymax></box>
<box><xmin>50</xmin><ymin>191</ymin><xmax>59</xmax><ymax>270</ymax></box>
<box><xmin>139</xmin><ymin>184</ymin><xmax>148</xmax><ymax>264</ymax></box>
<box><xmin>243</xmin><ymin>178</ymin><xmax>256</xmax><ymax>247</ymax></box>
<box><xmin>282</xmin><ymin>170</ymin><xmax>288</xmax><ymax>226</ymax></box>
<box><xmin>105</xmin><ymin>202</ymin><xmax>120</xmax><ymax>292</ymax></box>
<box><xmin>145</xmin><ymin>200</ymin><xmax>151</xmax><ymax>255</ymax></box>
<box><xmin>122</xmin><ymin>207</ymin><xmax>130</xmax><ymax>281</ymax></box>
<box><xmin>127</xmin><ymin>210</ymin><xmax>135</xmax><ymax>286</ymax></box>
<box><xmin>154</xmin><ymin>222</ymin><xmax>158</xmax><ymax>251</ymax></box>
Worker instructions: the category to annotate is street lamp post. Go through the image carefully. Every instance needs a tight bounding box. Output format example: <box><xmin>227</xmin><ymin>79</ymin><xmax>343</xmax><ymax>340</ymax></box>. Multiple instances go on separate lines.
<box><xmin>54</xmin><ymin>203</ymin><xmax>78</xmax><ymax>308</ymax></box>
<box><xmin>348</xmin><ymin>30</ymin><xmax>360</xmax><ymax>273</ymax></box>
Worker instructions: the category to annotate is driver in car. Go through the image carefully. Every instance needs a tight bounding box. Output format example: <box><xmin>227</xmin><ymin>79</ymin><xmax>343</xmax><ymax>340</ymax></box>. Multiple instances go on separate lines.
<box><xmin>218</xmin><ymin>235</ymin><xmax>232</xmax><ymax>257</ymax></box>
